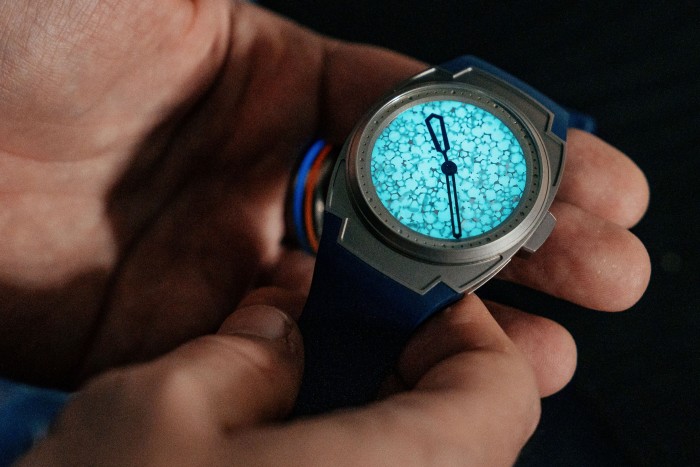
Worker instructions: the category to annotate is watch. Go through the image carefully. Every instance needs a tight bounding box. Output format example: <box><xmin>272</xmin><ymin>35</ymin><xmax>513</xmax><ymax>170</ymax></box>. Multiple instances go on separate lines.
<box><xmin>289</xmin><ymin>56</ymin><xmax>594</xmax><ymax>416</ymax></box>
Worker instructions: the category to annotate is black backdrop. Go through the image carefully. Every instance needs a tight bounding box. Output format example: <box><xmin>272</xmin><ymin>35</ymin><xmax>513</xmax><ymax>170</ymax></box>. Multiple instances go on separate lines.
<box><xmin>259</xmin><ymin>1</ymin><xmax>700</xmax><ymax>464</ymax></box>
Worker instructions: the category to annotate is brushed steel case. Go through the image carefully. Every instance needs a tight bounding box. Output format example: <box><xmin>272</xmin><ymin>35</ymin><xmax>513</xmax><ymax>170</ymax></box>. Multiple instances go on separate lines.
<box><xmin>325</xmin><ymin>65</ymin><xmax>565</xmax><ymax>295</ymax></box>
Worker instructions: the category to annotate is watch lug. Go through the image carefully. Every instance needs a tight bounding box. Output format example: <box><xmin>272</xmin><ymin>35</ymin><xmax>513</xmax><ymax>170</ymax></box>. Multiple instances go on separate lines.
<box><xmin>517</xmin><ymin>211</ymin><xmax>556</xmax><ymax>258</ymax></box>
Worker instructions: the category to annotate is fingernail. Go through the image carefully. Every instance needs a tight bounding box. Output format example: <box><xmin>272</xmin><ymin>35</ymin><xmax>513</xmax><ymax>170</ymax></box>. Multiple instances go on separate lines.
<box><xmin>221</xmin><ymin>305</ymin><xmax>293</xmax><ymax>341</ymax></box>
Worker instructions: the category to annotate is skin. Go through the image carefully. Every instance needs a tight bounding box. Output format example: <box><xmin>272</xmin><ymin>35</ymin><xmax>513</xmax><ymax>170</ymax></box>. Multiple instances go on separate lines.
<box><xmin>0</xmin><ymin>0</ymin><xmax>650</xmax><ymax>464</ymax></box>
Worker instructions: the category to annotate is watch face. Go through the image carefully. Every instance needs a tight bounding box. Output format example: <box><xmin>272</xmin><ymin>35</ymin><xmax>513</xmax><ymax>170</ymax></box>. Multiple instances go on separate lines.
<box><xmin>352</xmin><ymin>85</ymin><xmax>543</xmax><ymax>253</ymax></box>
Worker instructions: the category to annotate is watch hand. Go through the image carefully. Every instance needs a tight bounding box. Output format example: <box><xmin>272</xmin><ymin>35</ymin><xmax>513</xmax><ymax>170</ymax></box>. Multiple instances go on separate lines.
<box><xmin>444</xmin><ymin>164</ymin><xmax>462</xmax><ymax>239</ymax></box>
<box><xmin>425</xmin><ymin>113</ymin><xmax>450</xmax><ymax>162</ymax></box>
<box><xmin>426</xmin><ymin>113</ymin><xmax>462</xmax><ymax>238</ymax></box>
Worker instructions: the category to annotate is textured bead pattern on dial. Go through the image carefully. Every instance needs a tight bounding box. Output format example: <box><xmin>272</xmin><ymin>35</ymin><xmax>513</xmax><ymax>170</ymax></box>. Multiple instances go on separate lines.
<box><xmin>370</xmin><ymin>100</ymin><xmax>527</xmax><ymax>240</ymax></box>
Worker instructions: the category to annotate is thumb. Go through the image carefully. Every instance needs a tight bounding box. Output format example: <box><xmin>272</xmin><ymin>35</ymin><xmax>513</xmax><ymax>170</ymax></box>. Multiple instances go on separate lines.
<box><xmin>154</xmin><ymin>301</ymin><xmax>304</xmax><ymax>429</ymax></box>
<box><xmin>16</xmin><ymin>299</ymin><xmax>304</xmax><ymax>465</ymax></box>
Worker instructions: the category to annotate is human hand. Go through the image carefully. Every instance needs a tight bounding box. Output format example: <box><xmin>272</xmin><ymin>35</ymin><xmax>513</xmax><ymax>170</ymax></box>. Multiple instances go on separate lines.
<box><xmin>0</xmin><ymin>0</ymin><xmax>423</xmax><ymax>386</ymax></box>
<box><xmin>0</xmin><ymin>0</ymin><xmax>649</xmax><ymax>402</ymax></box>
<box><xmin>18</xmin><ymin>254</ymin><xmax>546</xmax><ymax>466</ymax></box>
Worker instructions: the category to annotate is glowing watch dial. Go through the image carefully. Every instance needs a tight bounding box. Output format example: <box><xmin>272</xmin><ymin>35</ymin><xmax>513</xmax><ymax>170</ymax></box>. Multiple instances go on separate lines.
<box><xmin>369</xmin><ymin>99</ymin><xmax>528</xmax><ymax>241</ymax></box>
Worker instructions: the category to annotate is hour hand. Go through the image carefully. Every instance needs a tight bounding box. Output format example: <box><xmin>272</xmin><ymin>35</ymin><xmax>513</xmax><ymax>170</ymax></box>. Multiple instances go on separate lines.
<box><xmin>425</xmin><ymin>113</ymin><xmax>450</xmax><ymax>159</ymax></box>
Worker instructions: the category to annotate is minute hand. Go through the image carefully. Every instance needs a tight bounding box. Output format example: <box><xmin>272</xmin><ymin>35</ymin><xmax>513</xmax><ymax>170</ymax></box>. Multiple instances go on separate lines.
<box><xmin>426</xmin><ymin>113</ymin><xmax>462</xmax><ymax>239</ymax></box>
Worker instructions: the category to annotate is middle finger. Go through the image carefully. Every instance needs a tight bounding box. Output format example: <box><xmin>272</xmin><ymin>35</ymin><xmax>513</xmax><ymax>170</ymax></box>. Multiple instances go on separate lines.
<box><xmin>557</xmin><ymin>129</ymin><xmax>649</xmax><ymax>228</ymax></box>
<box><xmin>498</xmin><ymin>200</ymin><xmax>651</xmax><ymax>311</ymax></box>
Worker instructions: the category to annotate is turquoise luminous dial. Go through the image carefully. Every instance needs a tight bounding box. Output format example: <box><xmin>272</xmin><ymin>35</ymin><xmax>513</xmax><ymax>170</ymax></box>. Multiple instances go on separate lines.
<box><xmin>370</xmin><ymin>99</ymin><xmax>528</xmax><ymax>241</ymax></box>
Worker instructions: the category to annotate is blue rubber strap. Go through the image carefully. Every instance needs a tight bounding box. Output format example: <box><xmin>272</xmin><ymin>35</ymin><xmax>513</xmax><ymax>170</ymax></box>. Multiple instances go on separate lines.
<box><xmin>293</xmin><ymin>213</ymin><xmax>462</xmax><ymax>415</ymax></box>
<box><xmin>441</xmin><ymin>55</ymin><xmax>596</xmax><ymax>139</ymax></box>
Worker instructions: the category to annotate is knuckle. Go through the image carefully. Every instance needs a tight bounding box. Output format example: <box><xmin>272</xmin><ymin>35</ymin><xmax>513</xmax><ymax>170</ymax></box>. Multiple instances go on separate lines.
<box><xmin>188</xmin><ymin>334</ymin><xmax>286</xmax><ymax>386</ymax></box>
<box><xmin>145</xmin><ymin>364</ymin><xmax>209</xmax><ymax>426</ymax></box>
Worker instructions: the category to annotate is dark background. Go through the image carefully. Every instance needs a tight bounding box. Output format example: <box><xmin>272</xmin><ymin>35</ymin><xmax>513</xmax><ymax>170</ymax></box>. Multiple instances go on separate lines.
<box><xmin>260</xmin><ymin>1</ymin><xmax>699</xmax><ymax>465</ymax></box>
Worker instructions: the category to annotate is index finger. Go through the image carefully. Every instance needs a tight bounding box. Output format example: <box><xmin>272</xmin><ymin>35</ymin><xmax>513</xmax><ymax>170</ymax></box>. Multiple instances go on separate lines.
<box><xmin>319</xmin><ymin>41</ymin><xmax>424</xmax><ymax>143</ymax></box>
<box><xmin>558</xmin><ymin>129</ymin><xmax>650</xmax><ymax>228</ymax></box>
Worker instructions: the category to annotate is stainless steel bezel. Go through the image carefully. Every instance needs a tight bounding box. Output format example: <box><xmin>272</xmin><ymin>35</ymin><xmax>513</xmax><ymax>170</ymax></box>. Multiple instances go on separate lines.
<box><xmin>345</xmin><ymin>81</ymin><xmax>553</xmax><ymax>265</ymax></box>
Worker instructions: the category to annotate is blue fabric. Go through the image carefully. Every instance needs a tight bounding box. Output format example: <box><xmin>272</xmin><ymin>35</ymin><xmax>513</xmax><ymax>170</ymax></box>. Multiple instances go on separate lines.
<box><xmin>0</xmin><ymin>378</ymin><xmax>69</xmax><ymax>466</ymax></box>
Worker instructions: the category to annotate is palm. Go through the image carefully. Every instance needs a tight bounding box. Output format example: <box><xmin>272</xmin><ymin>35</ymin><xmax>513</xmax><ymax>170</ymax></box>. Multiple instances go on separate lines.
<box><xmin>0</xmin><ymin>1</ymin><xmax>358</xmax><ymax>386</ymax></box>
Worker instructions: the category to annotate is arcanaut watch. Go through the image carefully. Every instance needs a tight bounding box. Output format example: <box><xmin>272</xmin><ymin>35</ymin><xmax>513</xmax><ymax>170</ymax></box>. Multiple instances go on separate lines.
<box><xmin>288</xmin><ymin>56</ymin><xmax>595</xmax><ymax>415</ymax></box>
